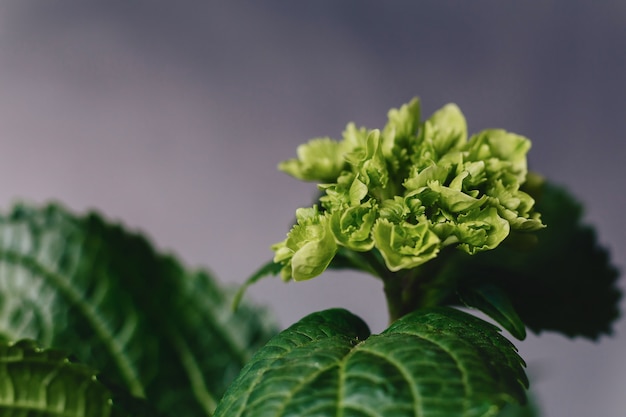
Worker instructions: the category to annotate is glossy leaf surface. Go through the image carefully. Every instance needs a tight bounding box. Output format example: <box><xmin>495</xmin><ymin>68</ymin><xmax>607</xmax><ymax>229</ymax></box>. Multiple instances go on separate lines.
<box><xmin>215</xmin><ymin>307</ymin><xmax>528</xmax><ymax>417</ymax></box>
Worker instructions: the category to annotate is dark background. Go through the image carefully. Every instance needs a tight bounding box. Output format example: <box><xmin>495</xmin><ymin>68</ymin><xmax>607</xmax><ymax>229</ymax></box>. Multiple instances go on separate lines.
<box><xmin>0</xmin><ymin>2</ymin><xmax>624</xmax><ymax>415</ymax></box>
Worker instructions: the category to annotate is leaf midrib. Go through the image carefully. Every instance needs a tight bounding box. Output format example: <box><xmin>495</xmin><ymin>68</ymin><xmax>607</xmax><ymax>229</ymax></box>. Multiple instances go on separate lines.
<box><xmin>0</xmin><ymin>250</ymin><xmax>146</xmax><ymax>398</ymax></box>
<box><xmin>167</xmin><ymin>324</ymin><xmax>218</xmax><ymax>415</ymax></box>
<box><xmin>394</xmin><ymin>329</ymin><xmax>472</xmax><ymax>416</ymax></box>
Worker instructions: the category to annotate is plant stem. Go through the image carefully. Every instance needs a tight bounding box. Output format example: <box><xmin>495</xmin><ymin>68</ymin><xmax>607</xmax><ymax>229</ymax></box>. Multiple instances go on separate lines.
<box><xmin>380</xmin><ymin>250</ymin><xmax>456</xmax><ymax>324</ymax></box>
<box><xmin>382</xmin><ymin>269</ymin><xmax>423</xmax><ymax>323</ymax></box>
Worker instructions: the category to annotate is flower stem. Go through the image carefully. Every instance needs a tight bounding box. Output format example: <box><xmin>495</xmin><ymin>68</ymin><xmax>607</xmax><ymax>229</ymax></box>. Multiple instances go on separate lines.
<box><xmin>380</xmin><ymin>251</ymin><xmax>457</xmax><ymax>324</ymax></box>
<box><xmin>382</xmin><ymin>269</ymin><xmax>423</xmax><ymax>323</ymax></box>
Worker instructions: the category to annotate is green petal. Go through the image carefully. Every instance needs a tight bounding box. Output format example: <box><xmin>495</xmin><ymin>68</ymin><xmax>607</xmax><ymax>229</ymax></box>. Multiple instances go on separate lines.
<box><xmin>466</xmin><ymin>130</ymin><xmax>531</xmax><ymax>183</ymax></box>
<box><xmin>330</xmin><ymin>201</ymin><xmax>377</xmax><ymax>251</ymax></box>
<box><xmin>291</xmin><ymin>234</ymin><xmax>337</xmax><ymax>281</ymax></box>
<box><xmin>278</xmin><ymin>137</ymin><xmax>346</xmax><ymax>182</ymax></box>
<box><xmin>403</xmin><ymin>163</ymin><xmax>451</xmax><ymax>191</ymax></box>
<box><xmin>348</xmin><ymin>177</ymin><xmax>368</xmax><ymax>205</ymax></box>
<box><xmin>486</xmin><ymin>180</ymin><xmax>544</xmax><ymax>232</ymax></box>
<box><xmin>273</xmin><ymin>208</ymin><xmax>338</xmax><ymax>281</ymax></box>
<box><xmin>457</xmin><ymin>207</ymin><xmax>511</xmax><ymax>254</ymax></box>
<box><xmin>373</xmin><ymin>219</ymin><xmax>440</xmax><ymax>271</ymax></box>
<box><xmin>346</xmin><ymin>129</ymin><xmax>389</xmax><ymax>192</ymax></box>
<box><xmin>382</xmin><ymin>97</ymin><xmax>421</xmax><ymax>156</ymax></box>
<box><xmin>378</xmin><ymin>196</ymin><xmax>412</xmax><ymax>223</ymax></box>
<box><xmin>427</xmin><ymin>103</ymin><xmax>468</xmax><ymax>156</ymax></box>
<box><xmin>341</xmin><ymin>122</ymin><xmax>370</xmax><ymax>152</ymax></box>
<box><xmin>319</xmin><ymin>172</ymin><xmax>356</xmax><ymax>211</ymax></box>
<box><xmin>427</xmin><ymin>180</ymin><xmax>488</xmax><ymax>213</ymax></box>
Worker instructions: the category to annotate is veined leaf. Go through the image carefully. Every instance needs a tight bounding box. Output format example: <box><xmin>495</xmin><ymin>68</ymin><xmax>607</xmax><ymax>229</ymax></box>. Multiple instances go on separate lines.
<box><xmin>214</xmin><ymin>307</ymin><xmax>528</xmax><ymax>417</ymax></box>
<box><xmin>459</xmin><ymin>284</ymin><xmax>527</xmax><ymax>340</ymax></box>
<box><xmin>444</xmin><ymin>183</ymin><xmax>621</xmax><ymax>339</ymax></box>
<box><xmin>0</xmin><ymin>204</ymin><xmax>277</xmax><ymax>417</ymax></box>
<box><xmin>0</xmin><ymin>339</ymin><xmax>163</xmax><ymax>417</ymax></box>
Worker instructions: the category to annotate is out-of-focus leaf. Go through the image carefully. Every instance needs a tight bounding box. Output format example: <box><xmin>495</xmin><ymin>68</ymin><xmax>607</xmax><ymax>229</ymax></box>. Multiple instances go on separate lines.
<box><xmin>459</xmin><ymin>283</ymin><xmax>527</xmax><ymax>340</ymax></box>
<box><xmin>0</xmin><ymin>204</ymin><xmax>277</xmax><ymax>417</ymax></box>
<box><xmin>214</xmin><ymin>307</ymin><xmax>528</xmax><ymax>417</ymax></box>
<box><xmin>444</xmin><ymin>183</ymin><xmax>621</xmax><ymax>339</ymax></box>
<box><xmin>496</xmin><ymin>402</ymin><xmax>538</xmax><ymax>417</ymax></box>
<box><xmin>0</xmin><ymin>339</ymin><xmax>164</xmax><ymax>417</ymax></box>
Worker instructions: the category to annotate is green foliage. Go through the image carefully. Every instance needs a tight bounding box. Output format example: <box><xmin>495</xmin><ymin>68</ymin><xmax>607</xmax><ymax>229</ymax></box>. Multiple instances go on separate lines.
<box><xmin>459</xmin><ymin>283</ymin><xmax>527</xmax><ymax>340</ymax></box>
<box><xmin>253</xmin><ymin>182</ymin><xmax>621</xmax><ymax>340</ymax></box>
<box><xmin>0</xmin><ymin>339</ymin><xmax>113</xmax><ymax>417</ymax></box>
<box><xmin>0</xmin><ymin>97</ymin><xmax>620</xmax><ymax>417</ymax></box>
<box><xmin>496</xmin><ymin>401</ymin><xmax>539</xmax><ymax>417</ymax></box>
<box><xmin>447</xmin><ymin>183</ymin><xmax>621</xmax><ymax>339</ymax></box>
<box><xmin>214</xmin><ymin>307</ymin><xmax>528</xmax><ymax>417</ymax></box>
<box><xmin>0</xmin><ymin>339</ymin><xmax>165</xmax><ymax>416</ymax></box>
<box><xmin>229</xmin><ymin>98</ymin><xmax>621</xmax><ymax>417</ymax></box>
<box><xmin>0</xmin><ymin>204</ymin><xmax>276</xmax><ymax>416</ymax></box>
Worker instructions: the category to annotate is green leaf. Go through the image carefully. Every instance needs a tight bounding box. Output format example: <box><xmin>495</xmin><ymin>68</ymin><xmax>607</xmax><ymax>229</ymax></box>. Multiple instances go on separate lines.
<box><xmin>214</xmin><ymin>307</ymin><xmax>528</xmax><ymax>417</ymax></box>
<box><xmin>459</xmin><ymin>284</ymin><xmax>527</xmax><ymax>340</ymax></box>
<box><xmin>445</xmin><ymin>182</ymin><xmax>621</xmax><ymax>339</ymax></box>
<box><xmin>0</xmin><ymin>339</ymin><xmax>164</xmax><ymax>417</ymax></box>
<box><xmin>496</xmin><ymin>401</ymin><xmax>539</xmax><ymax>417</ymax></box>
<box><xmin>0</xmin><ymin>203</ymin><xmax>277</xmax><ymax>417</ymax></box>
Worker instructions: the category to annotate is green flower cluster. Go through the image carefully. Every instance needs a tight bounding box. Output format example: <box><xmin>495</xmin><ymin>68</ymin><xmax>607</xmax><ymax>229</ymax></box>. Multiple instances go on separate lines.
<box><xmin>273</xmin><ymin>98</ymin><xmax>544</xmax><ymax>281</ymax></box>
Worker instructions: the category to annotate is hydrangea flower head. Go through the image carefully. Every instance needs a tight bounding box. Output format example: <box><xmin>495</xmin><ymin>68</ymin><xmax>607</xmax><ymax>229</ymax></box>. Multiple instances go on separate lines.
<box><xmin>273</xmin><ymin>98</ymin><xmax>544</xmax><ymax>281</ymax></box>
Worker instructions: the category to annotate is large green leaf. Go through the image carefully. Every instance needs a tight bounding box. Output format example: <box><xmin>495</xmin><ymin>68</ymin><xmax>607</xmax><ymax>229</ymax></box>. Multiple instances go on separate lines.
<box><xmin>445</xmin><ymin>183</ymin><xmax>621</xmax><ymax>339</ymax></box>
<box><xmin>214</xmin><ymin>307</ymin><xmax>528</xmax><ymax>417</ymax></box>
<box><xmin>0</xmin><ymin>204</ymin><xmax>277</xmax><ymax>417</ymax></box>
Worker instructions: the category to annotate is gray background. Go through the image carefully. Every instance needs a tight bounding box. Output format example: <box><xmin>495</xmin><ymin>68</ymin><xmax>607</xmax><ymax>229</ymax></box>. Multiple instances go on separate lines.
<box><xmin>0</xmin><ymin>2</ymin><xmax>624</xmax><ymax>416</ymax></box>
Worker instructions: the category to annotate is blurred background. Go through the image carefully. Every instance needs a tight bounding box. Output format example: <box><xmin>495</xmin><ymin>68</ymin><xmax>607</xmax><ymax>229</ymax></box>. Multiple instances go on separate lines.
<box><xmin>0</xmin><ymin>1</ymin><xmax>624</xmax><ymax>415</ymax></box>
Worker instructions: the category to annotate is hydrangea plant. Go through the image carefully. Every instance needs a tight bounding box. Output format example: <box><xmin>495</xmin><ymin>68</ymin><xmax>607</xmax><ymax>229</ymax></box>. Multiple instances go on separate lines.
<box><xmin>0</xmin><ymin>98</ymin><xmax>620</xmax><ymax>417</ymax></box>
<box><xmin>222</xmin><ymin>98</ymin><xmax>620</xmax><ymax>416</ymax></box>
<box><xmin>268</xmin><ymin>98</ymin><xmax>555</xmax><ymax>324</ymax></box>
<box><xmin>273</xmin><ymin>99</ymin><xmax>543</xmax><ymax>283</ymax></box>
